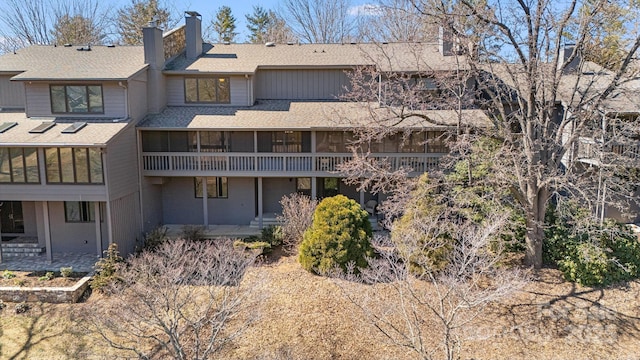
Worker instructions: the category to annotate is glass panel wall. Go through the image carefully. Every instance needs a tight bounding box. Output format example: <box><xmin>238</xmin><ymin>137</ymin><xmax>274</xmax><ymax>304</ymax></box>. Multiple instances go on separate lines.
<box><xmin>0</xmin><ymin>147</ymin><xmax>40</xmax><ymax>183</ymax></box>
<box><xmin>45</xmin><ymin>147</ymin><xmax>103</xmax><ymax>184</ymax></box>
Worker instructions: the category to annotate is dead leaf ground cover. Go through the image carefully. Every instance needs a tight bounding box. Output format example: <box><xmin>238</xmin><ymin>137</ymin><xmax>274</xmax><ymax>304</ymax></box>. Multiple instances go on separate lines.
<box><xmin>1</xmin><ymin>252</ymin><xmax>639</xmax><ymax>359</ymax></box>
<box><xmin>0</xmin><ymin>271</ymin><xmax>87</xmax><ymax>288</ymax></box>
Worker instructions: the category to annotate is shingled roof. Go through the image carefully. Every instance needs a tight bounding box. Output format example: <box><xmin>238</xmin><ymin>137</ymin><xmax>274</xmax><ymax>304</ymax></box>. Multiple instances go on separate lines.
<box><xmin>0</xmin><ymin>112</ymin><xmax>128</xmax><ymax>146</ymax></box>
<box><xmin>138</xmin><ymin>100</ymin><xmax>490</xmax><ymax>130</ymax></box>
<box><xmin>0</xmin><ymin>45</ymin><xmax>147</xmax><ymax>81</ymax></box>
<box><xmin>165</xmin><ymin>42</ymin><xmax>468</xmax><ymax>74</ymax></box>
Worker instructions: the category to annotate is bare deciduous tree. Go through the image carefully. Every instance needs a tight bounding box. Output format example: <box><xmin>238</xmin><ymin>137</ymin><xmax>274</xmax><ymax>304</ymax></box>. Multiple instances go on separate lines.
<box><xmin>338</xmin><ymin>0</ymin><xmax>640</xmax><ymax>268</ymax></box>
<box><xmin>277</xmin><ymin>193</ymin><xmax>318</xmax><ymax>253</ymax></box>
<box><xmin>338</xmin><ymin>205</ymin><xmax>528</xmax><ymax>360</ymax></box>
<box><xmin>115</xmin><ymin>0</ymin><xmax>176</xmax><ymax>45</ymax></box>
<box><xmin>85</xmin><ymin>239</ymin><xmax>263</xmax><ymax>359</ymax></box>
<box><xmin>355</xmin><ymin>0</ymin><xmax>437</xmax><ymax>42</ymax></box>
<box><xmin>280</xmin><ymin>0</ymin><xmax>353</xmax><ymax>43</ymax></box>
<box><xmin>0</xmin><ymin>0</ymin><xmax>111</xmax><ymax>52</ymax></box>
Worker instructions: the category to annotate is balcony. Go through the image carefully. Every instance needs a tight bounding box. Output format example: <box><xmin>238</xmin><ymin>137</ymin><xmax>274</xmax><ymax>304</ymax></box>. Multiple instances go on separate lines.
<box><xmin>141</xmin><ymin>152</ymin><xmax>443</xmax><ymax>177</ymax></box>
<box><xmin>577</xmin><ymin>137</ymin><xmax>640</xmax><ymax>165</ymax></box>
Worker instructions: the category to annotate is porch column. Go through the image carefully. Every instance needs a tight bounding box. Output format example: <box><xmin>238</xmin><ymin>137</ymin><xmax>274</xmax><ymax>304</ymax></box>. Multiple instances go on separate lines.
<box><xmin>311</xmin><ymin>176</ymin><xmax>317</xmax><ymax>199</ymax></box>
<box><xmin>95</xmin><ymin>202</ymin><xmax>102</xmax><ymax>257</ymax></box>
<box><xmin>202</xmin><ymin>177</ymin><xmax>209</xmax><ymax>226</ymax></box>
<box><xmin>360</xmin><ymin>188</ymin><xmax>365</xmax><ymax>207</ymax></box>
<box><xmin>42</xmin><ymin>202</ymin><xmax>53</xmax><ymax>263</ymax></box>
<box><xmin>258</xmin><ymin>177</ymin><xmax>263</xmax><ymax>229</ymax></box>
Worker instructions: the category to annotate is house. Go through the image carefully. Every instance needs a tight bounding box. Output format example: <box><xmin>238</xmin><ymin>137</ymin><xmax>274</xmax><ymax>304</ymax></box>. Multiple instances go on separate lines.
<box><xmin>0</xmin><ymin>12</ymin><xmax>489</xmax><ymax>259</ymax></box>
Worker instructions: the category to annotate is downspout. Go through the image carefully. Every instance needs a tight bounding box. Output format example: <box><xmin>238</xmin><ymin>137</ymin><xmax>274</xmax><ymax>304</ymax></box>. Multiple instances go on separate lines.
<box><xmin>117</xmin><ymin>81</ymin><xmax>130</xmax><ymax>121</ymax></box>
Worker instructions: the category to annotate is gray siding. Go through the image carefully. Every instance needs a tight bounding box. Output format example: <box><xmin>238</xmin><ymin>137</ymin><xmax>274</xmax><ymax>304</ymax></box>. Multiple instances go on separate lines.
<box><xmin>263</xmin><ymin>178</ymin><xmax>296</xmax><ymax>213</ymax></box>
<box><xmin>0</xmin><ymin>75</ymin><xmax>25</xmax><ymax>108</ymax></box>
<box><xmin>255</xmin><ymin>69</ymin><xmax>350</xmax><ymax>100</ymax></box>
<box><xmin>140</xmin><ymin>177</ymin><xmax>164</xmax><ymax>232</ymax></box>
<box><xmin>0</xmin><ymin>184</ymin><xmax>107</xmax><ymax>201</ymax></box>
<box><xmin>109</xmin><ymin>192</ymin><xmax>141</xmax><ymax>255</ymax></box>
<box><xmin>166</xmin><ymin>76</ymin><xmax>249</xmax><ymax>106</ymax></box>
<box><xmin>21</xmin><ymin>201</ymin><xmax>38</xmax><ymax>237</ymax></box>
<box><xmin>105</xmin><ymin>125</ymin><xmax>142</xmax><ymax>255</ymax></box>
<box><xmin>105</xmin><ymin>126</ymin><xmax>138</xmax><ymax>200</ymax></box>
<box><xmin>128</xmin><ymin>72</ymin><xmax>149</xmax><ymax>123</ymax></box>
<box><xmin>25</xmin><ymin>82</ymin><xmax>127</xmax><ymax>118</ymax></box>
<box><xmin>161</xmin><ymin>177</ymin><xmax>255</xmax><ymax>225</ymax></box>
<box><xmin>47</xmin><ymin>201</ymin><xmax>100</xmax><ymax>254</ymax></box>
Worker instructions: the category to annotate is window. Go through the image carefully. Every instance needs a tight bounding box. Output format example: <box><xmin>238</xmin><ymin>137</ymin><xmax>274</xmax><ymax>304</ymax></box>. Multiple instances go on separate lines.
<box><xmin>426</xmin><ymin>131</ymin><xmax>448</xmax><ymax>153</ymax></box>
<box><xmin>185</xmin><ymin>77</ymin><xmax>230</xmax><ymax>103</ymax></box>
<box><xmin>200</xmin><ymin>131</ymin><xmax>231</xmax><ymax>152</ymax></box>
<box><xmin>0</xmin><ymin>147</ymin><xmax>39</xmax><ymax>183</ymax></box>
<box><xmin>195</xmin><ymin>177</ymin><xmax>228</xmax><ymax>198</ymax></box>
<box><xmin>296</xmin><ymin>177</ymin><xmax>311</xmax><ymax>197</ymax></box>
<box><xmin>257</xmin><ymin>131</ymin><xmax>311</xmax><ymax>153</ymax></box>
<box><xmin>64</xmin><ymin>201</ymin><xmax>96</xmax><ymax>222</ymax></box>
<box><xmin>45</xmin><ymin>147</ymin><xmax>103</xmax><ymax>184</ymax></box>
<box><xmin>50</xmin><ymin>85</ymin><xmax>103</xmax><ymax>113</ymax></box>
<box><xmin>322</xmin><ymin>178</ymin><xmax>339</xmax><ymax>198</ymax></box>
<box><xmin>316</xmin><ymin>131</ymin><xmax>355</xmax><ymax>153</ymax></box>
<box><xmin>141</xmin><ymin>131</ymin><xmax>197</xmax><ymax>152</ymax></box>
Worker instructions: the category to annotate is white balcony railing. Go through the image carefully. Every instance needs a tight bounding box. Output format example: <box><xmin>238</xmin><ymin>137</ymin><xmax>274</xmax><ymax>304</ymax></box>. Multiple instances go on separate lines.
<box><xmin>142</xmin><ymin>152</ymin><xmax>443</xmax><ymax>176</ymax></box>
<box><xmin>577</xmin><ymin>137</ymin><xmax>640</xmax><ymax>161</ymax></box>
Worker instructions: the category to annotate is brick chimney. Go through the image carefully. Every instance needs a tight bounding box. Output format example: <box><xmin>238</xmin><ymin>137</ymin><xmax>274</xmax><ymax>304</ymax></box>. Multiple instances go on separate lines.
<box><xmin>185</xmin><ymin>11</ymin><xmax>203</xmax><ymax>60</ymax></box>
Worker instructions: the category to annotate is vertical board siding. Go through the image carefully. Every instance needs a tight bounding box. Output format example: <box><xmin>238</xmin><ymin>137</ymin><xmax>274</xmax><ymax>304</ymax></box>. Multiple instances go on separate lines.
<box><xmin>106</xmin><ymin>125</ymin><xmax>142</xmax><ymax>255</ymax></box>
<box><xmin>255</xmin><ymin>69</ymin><xmax>350</xmax><ymax>100</ymax></box>
<box><xmin>106</xmin><ymin>126</ymin><xmax>138</xmax><ymax>199</ymax></box>
<box><xmin>109</xmin><ymin>193</ymin><xmax>141</xmax><ymax>255</ymax></box>
<box><xmin>128</xmin><ymin>72</ymin><xmax>148</xmax><ymax>123</ymax></box>
<box><xmin>25</xmin><ymin>82</ymin><xmax>126</xmax><ymax>118</ymax></box>
<box><xmin>0</xmin><ymin>75</ymin><xmax>25</xmax><ymax>108</ymax></box>
<box><xmin>166</xmin><ymin>75</ymin><xmax>248</xmax><ymax>106</ymax></box>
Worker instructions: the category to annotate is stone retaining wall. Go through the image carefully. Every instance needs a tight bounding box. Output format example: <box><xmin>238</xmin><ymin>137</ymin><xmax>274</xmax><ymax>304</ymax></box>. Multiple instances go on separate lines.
<box><xmin>0</xmin><ymin>274</ymin><xmax>92</xmax><ymax>303</ymax></box>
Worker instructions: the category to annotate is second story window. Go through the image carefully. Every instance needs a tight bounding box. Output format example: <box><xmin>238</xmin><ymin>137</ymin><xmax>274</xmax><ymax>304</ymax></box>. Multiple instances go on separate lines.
<box><xmin>185</xmin><ymin>77</ymin><xmax>230</xmax><ymax>103</ymax></box>
<box><xmin>0</xmin><ymin>147</ymin><xmax>39</xmax><ymax>183</ymax></box>
<box><xmin>50</xmin><ymin>85</ymin><xmax>104</xmax><ymax>113</ymax></box>
<box><xmin>45</xmin><ymin>147</ymin><xmax>103</xmax><ymax>184</ymax></box>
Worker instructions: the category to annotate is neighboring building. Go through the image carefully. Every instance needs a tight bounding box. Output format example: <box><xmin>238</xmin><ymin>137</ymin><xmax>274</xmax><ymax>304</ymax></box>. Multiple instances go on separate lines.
<box><xmin>0</xmin><ymin>12</ymin><xmax>489</xmax><ymax>258</ymax></box>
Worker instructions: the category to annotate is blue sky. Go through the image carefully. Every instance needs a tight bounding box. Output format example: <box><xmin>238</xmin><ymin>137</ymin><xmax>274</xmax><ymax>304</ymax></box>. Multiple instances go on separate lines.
<box><xmin>164</xmin><ymin>0</ymin><xmax>371</xmax><ymax>42</ymax></box>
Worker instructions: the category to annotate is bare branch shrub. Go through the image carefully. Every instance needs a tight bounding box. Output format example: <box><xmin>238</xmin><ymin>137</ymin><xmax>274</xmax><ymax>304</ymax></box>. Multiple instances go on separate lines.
<box><xmin>180</xmin><ymin>224</ymin><xmax>205</xmax><ymax>241</ymax></box>
<box><xmin>277</xmin><ymin>193</ymin><xmax>317</xmax><ymax>253</ymax></box>
<box><xmin>85</xmin><ymin>239</ymin><xmax>263</xmax><ymax>359</ymax></box>
<box><xmin>338</xmin><ymin>212</ymin><xmax>529</xmax><ymax>360</ymax></box>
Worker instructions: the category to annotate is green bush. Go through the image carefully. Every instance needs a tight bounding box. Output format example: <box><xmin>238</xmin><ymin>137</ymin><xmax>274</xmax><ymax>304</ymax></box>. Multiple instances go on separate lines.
<box><xmin>544</xmin><ymin>204</ymin><xmax>640</xmax><ymax>286</ymax></box>
<box><xmin>39</xmin><ymin>271</ymin><xmax>55</xmax><ymax>281</ymax></box>
<box><xmin>234</xmin><ymin>239</ymin><xmax>272</xmax><ymax>254</ymax></box>
<box><xmin>299</xmin><ymin>195</ymin><xmax>375</xmax><ymax>274</ymax></box>
<box><xmin>91</xmin><ymin>243</ymin><xmax>124</xmax><ymax>292</ymax></box>
<box><xmin>2</xmin><ymin>270</ymin><xmax>16</xmax><ymax>279</ymax></box>
<box><xmin>60</xmin><ymin>266</ymin><xmax>73</xmax><ymax>277</ymax></box>
<box><xmin>261</xmin><ymin>225</ymin><xmax>283</xmax><ymax>247</ymax></box>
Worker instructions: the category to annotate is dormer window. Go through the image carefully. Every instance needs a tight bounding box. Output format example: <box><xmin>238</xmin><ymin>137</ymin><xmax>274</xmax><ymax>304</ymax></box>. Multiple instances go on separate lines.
<box><xmin>184</xmin><ymin>77</ymin><xmax>230</xmax><ymax>104</ymax></box>
<box><xmin>50</xmin><ymin>85</ymin><xmax>104</xmax><ymax>113</ymax></box>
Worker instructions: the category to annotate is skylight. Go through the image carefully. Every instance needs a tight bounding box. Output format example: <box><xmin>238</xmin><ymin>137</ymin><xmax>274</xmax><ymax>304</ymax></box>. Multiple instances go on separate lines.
<box><xmin>29</xmin><ymin>121</ymin><xmax>56</xmax><ymax>134</ymax></box>
<box><xmin>0</xmin><ymin>122</ymin><xmax>17</xmax><ymax>133</ymax></box>
<box><xmin>61</xmin><ymin>121</ymin><xmax>87</xmax><ymax>134</ymax></box>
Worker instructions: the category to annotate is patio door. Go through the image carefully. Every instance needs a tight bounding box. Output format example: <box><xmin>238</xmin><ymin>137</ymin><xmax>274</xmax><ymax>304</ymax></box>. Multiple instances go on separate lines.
<box><xmin>0</xmin><ymin>201</ymin><xmax>24</xmax><ymax>233</ymax></box>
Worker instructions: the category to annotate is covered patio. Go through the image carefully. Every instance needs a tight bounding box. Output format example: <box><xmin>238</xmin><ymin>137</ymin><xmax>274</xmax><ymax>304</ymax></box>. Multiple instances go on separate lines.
<box><xmin>0</xmin><ymin>252</ymin><xmax>98</xmax><ymax>272</ymax></box>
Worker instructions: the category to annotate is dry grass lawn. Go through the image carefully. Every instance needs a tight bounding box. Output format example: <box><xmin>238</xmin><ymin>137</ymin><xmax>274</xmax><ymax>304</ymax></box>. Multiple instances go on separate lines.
<box><xmin>1</xmin><ymin>252</ymin><xmax>640</xmax><ymax>359</ymax></box>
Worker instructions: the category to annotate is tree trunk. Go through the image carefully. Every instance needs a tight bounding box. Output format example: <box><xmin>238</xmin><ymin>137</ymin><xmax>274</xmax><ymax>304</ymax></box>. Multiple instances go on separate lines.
<box><xmin>523</xmin><ymin>187</ymin><xmax>548</xmax><ymax>269</ymax></box>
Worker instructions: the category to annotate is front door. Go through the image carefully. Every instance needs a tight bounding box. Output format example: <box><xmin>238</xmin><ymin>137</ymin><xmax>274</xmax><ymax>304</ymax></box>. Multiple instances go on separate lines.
<box><xmin>0</xmin><ymin>201</ymin><xmax>24</xmax><ymax>234</ymax></box>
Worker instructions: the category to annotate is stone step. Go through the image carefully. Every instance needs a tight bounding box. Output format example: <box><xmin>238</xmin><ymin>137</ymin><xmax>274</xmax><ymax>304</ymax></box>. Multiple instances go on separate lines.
<box><xmin>1</xmin><ymin>246</ymin><xmax>45</xmax><ymax>253</ymax></box>
<box><xmin>2</xmin><ymin>252</ymin><xmax>44</xmax><ymax>257</ymax></box>
<box><xmin>1</xmin><ymin>243</ymin><xmax>41</xmax><ymax>249</ymax></box>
